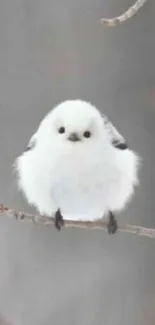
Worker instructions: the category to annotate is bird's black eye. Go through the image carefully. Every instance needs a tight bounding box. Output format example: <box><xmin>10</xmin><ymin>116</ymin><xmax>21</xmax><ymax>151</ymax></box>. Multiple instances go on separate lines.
<box><xmin>58</xmin><ymin>126</ymin><xmax>65</xmax><ymax>134</ymax></box>
<box><xmin>83</xmin><ymin>130</ymin><xmax>91</xmax><ymax>138</ymax></box>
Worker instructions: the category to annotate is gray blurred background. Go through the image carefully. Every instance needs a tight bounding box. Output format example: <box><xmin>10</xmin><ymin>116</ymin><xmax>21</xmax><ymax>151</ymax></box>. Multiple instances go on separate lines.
<box><xmin>0</xmin><ymin>0</ymin><xmax>155</xmax><ymax>324</ymax></box>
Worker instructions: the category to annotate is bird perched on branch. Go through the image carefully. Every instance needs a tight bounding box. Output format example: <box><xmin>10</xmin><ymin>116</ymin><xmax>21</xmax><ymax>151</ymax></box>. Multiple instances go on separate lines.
<box><xmin>15</xmin><ymin>100</ymin><xmax>140</xmax><ymax>234</ymax></box>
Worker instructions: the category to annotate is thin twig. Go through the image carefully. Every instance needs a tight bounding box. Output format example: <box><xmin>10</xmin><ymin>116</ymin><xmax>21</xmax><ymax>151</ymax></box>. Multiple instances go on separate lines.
<box><xmin>101</xmin><ymin>0</ymin><xmax>148</xmax><ymax>27</ymax></box>
<box><xmin>0</xmin><ymin>204</ymin><xmax>155</xmax><ymax>239</ymax></box>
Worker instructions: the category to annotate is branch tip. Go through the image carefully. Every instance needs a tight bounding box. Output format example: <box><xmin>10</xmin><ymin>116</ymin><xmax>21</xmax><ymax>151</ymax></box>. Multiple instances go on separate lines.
<box><xmin>100</xmin><ymin>0</ymin><xmax>148</xmax><ymax>27</ymax></box>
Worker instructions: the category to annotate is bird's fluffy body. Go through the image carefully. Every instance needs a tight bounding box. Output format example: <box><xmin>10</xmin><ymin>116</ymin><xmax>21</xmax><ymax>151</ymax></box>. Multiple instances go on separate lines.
<box><xmin>15</xmin><ymin>100</ymin><xmax>140</xmax><ymax>221</ymax></box>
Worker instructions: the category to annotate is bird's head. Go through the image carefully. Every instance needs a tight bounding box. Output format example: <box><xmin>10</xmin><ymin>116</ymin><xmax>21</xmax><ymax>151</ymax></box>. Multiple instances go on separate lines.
<box><xmin>36</xmin><ymin>100</ymin><xmax>107</xmax><ymax>151</ymax></box>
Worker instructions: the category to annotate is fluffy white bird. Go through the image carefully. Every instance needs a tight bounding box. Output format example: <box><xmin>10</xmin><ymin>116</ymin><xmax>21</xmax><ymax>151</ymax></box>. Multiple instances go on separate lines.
<box><xmin>15</xmin><ymin>100</ymin><xmax>140</xmax><ymax>234</ymax></box>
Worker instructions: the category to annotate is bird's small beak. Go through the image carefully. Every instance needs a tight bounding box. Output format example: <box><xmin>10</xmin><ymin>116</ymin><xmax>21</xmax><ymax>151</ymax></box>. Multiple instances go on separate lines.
<box><xmin>68</xmin><ymin>132</ymin><xmax>80</xmax><ymax>142</ymax></box>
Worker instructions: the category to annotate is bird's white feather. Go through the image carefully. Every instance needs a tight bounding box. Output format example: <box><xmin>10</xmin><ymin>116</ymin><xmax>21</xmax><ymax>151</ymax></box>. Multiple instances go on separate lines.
<box><xmin>15</xmin><ymin>100</ymin><xmax>140</xmax><ymax>221</ymax></box>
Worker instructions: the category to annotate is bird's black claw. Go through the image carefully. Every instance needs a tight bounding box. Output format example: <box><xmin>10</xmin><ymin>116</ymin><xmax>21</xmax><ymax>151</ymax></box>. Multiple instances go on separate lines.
<box><xmin>107</xmin><ymin>212</ymin><xmax>118</xmax><ymax>235</ymax></box>
<box><xmin>55</xmin><ymin>209</ymin><xmax>64</xmax><ymax>231</ymax></box>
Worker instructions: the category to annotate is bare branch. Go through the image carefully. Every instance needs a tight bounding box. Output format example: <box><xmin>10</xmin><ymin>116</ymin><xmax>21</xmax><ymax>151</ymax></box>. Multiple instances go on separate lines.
<box><xmin>0</xmin><ymin>204</ymin><xmax>154</xmax><ymax>239</ymax></box>
<box><xmin>100</xmin><ymin>0</ymin><xmax>148</xmax><ymax>27</ymax></box>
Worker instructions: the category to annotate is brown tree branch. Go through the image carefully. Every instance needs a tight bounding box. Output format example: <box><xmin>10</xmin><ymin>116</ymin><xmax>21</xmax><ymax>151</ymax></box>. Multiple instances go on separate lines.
<box><xmin>100</xmin><ymin>0</ymin><xmax>148</xmax><ymax>27</ymax></box>
<box><xmin>0</xmin><ymin>204</ymin><xmax>155</xmax><ymax>239</ymax></box>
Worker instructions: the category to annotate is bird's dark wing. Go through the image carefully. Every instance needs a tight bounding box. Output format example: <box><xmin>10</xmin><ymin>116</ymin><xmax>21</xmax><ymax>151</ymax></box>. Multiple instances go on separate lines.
<box><xmin>25</xmin><ymin>136</ymin><xmax>36</xmax><ymax>152</ymax></box>
<box><xmin>102</xmin><ymin>114</ymin><xmax>128</xmax><ymax>150</ymax></box>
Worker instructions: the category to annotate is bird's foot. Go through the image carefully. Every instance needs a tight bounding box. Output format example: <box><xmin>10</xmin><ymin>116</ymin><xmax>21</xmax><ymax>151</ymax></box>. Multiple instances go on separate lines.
<box><xmin>107</xmin><ymin>212</ymin><xmax>118</xmax><ymax>235</ymax></box>
<box><xmin>55</xmin><ymin>209</ymin><xmax>64</xmax><ymax>231</ymax></box>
